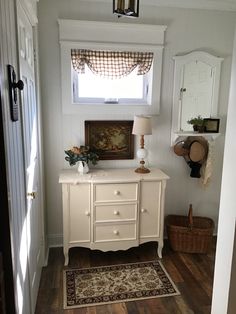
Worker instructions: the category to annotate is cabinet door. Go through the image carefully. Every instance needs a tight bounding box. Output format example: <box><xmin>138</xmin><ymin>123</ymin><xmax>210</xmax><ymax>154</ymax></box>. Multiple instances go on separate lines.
<box><xmin>69</xmin><ymin>184</ymin><xmax>90</xmax><ymax>243</ymax></box>
<box><xmin>140</xmin><ymin>181</ymin><xmax>161</xmax><ymax>238</ymax></box>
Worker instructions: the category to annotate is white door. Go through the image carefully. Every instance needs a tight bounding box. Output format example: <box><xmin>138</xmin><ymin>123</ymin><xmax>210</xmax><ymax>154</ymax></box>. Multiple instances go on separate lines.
<box><xmin>17</xmin><ymin>3</ymin><xmax>42</xmax><ymax>312</ymax></box>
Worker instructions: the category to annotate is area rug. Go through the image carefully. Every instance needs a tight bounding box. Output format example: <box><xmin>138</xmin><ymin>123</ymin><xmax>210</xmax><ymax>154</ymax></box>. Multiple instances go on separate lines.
<box><xmin>63</xmin><ymin>260</ymin><xmax>180</xmax><ymax>309</ymax></box>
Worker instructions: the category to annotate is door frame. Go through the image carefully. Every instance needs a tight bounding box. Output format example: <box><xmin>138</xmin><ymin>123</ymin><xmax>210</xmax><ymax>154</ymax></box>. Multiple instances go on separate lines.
<box><xmin>0</xmin><ymin>88</ymin><xmax>16</xmax><ymax>314</ymax></box>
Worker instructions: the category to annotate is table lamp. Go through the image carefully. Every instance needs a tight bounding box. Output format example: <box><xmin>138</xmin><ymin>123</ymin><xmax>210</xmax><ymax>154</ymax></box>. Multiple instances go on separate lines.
<box><xmin>132</xmin><ymin>115</ymin><xmax>152</xmax><ymax>173</ymax></box>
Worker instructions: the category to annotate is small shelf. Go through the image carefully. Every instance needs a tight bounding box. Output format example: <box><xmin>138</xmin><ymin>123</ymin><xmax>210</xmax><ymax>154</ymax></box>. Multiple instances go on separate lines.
<box><xmin>171</xmin><ymin>131</ymin><xmax>221</xmax><ymax>145</ymax></box>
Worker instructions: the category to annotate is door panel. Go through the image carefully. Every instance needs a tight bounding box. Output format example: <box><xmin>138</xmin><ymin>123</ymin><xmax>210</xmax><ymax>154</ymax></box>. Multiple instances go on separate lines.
<box><xmin>17</xmin><ymin>4</ymin><xmax>42</xmax><ymax>312</ymax></box>
<box><xmin>140</xmin><ymin>181</ymin><xmax>161</xmax><ymax>238</ymax></box>
<box><xmin>69</xmin><ymin>184</ymin><xmax>90</xmax><ymax>242</ymax></box>
<box><xmin>181</xmin><ymin>61</ymin><xmax>213</xmax><ymax>131</ymax></box>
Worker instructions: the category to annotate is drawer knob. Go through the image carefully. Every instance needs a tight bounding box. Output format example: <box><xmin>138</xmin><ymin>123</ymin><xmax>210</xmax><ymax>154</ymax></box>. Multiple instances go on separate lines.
<box><xmin>114</xmin><ymin>190</ymin><xmax>120</xmax><ymax>195</ymax></box>
<box><xmin>85</xmin><ymin>211</ymin><xmax>90</xmax><ymax>216</ymax></box>
<box><xmin>113</xmin><ymin>210</ymin><xmax>119</xmax><ymax>215</ymax></box>
<box><xmin>141</xmin><ymin>208</ymin><xmax>147</xmax><ymax>213</ymax></box>
<box><xmin>113</xmin><ymin>230</ymin><xmax>119</xmax><ymax>235</ymax></box>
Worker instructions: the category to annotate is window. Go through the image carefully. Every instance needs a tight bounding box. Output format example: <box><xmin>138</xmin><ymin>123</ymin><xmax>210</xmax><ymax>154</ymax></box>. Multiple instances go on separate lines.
<box><xmin>59</xmin><ymin>19</ymin><xmax>167</xmax><ymax>115</ymax></box>
<box><xmin>72</xmin><ymin>49</ymin><xmax>153</xmax><ymax>105</ymax></box>
<box><xmin>73</xmin><ymin>65</ymin><xmax>148</xmax><ymax>104</ymax></box>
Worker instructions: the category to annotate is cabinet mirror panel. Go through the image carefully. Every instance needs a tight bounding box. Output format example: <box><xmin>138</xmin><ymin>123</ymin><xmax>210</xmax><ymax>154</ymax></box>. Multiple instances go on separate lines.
<box><xmin>172</xmin><ymin>51</ymin><xmax>223</xmax><ymax>134</ymax></box>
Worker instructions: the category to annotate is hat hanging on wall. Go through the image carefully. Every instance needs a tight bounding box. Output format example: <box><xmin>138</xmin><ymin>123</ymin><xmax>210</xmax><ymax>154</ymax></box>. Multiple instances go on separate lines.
<box><xmin>173</xmin><ymin>136</ymin><xmax>209</xmax><ymax>178</ymax></box>
<box><xmin>173</xmin><ymin>141</ymin><xmax>189</xmax><ymax>157</ymax></box>
<box><xmin>189</xmin><ymin>141</ymin><xmax>206</xmax><ymax>162</ymax></box>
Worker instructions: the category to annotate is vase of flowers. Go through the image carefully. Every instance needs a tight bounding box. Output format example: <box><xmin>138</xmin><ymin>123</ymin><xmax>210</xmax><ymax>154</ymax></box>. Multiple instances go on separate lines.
<box><xmin>65</xmin><ymin>146</ymin><xmax>99</xmax><ymax>174</ymax></box>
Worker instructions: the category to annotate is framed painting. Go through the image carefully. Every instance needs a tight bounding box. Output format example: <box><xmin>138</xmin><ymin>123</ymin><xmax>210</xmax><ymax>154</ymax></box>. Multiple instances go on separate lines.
<box><xmin>85</xmin><ymin>120</ymin><xmax>134</xmax><ymax>160</ymax></box>
<box><xmin>203</xmin><ymin>118</ymin><xmax>220</xmax><ymax>133</ymax></box>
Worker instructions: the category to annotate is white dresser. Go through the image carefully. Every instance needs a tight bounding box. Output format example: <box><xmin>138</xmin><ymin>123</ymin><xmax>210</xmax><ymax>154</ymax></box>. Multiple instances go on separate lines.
<box><xmin>59</xmin><ymin>168</ymin><xmax>169</xmax><ymax>265</ymax></box>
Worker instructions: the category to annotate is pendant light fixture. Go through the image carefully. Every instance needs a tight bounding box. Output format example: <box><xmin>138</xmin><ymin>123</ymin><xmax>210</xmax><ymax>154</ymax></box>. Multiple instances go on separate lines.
<box><xmin>113</xmin><ymin>0</ymin><xmax>139</xmax><ymax>18</ymax></box>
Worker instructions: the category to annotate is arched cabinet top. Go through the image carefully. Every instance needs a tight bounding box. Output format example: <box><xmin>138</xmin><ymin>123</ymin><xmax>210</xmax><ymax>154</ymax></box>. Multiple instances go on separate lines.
<box><xmin>173</xmin><ymin>50</ymin><xmax>223</xmax><ymax>64</ymax></box>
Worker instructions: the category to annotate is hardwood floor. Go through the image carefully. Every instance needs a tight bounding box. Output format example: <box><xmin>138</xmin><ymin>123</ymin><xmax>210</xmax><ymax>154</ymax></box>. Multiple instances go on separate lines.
<box><xmin>35</xmin><ymin>240</ymin><xmax>216</xmax><ymax>314</ymax></box>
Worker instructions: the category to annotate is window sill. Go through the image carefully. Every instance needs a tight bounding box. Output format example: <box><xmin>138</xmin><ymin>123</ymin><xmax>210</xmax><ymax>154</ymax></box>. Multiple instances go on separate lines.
<box><xmin>65</xmin><ymin>102</ymin><xmax>155</xmax><ymax>116</ymax></box>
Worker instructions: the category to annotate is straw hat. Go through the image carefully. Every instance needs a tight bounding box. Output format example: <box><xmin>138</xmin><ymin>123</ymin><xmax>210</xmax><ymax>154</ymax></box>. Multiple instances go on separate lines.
<box><xmin>173</xmin><ymin>136</ymin><xmax>208</xmax><ymax>163</ymax></box>
<box><xmin>173</xmin><ymin>141</ymin><xmax>189</xmax><ymax>156</ymax></box>
<box><xmin>189</xmin><ymin>141</ymin><xmax>206</xmax><ymax>162</ymax></box>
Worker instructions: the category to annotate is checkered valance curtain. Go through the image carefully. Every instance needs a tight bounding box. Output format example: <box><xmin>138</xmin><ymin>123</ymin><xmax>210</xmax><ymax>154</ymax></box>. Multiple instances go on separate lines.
<box><xmin>71</xmin><ymin>49</ymin><xmax>154</xmax><ymax>79</ymax></box>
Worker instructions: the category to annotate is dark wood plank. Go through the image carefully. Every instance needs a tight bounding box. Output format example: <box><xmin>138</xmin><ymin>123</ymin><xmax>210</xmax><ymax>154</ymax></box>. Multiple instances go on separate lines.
<box><xmin>107</xmin><ymin>303</ymin><xmax>128</xmax><ymax>314</ymax></box>
<box><xmin>160</xmin><ymin>297</ymin><xmax>182</xmax><ymax>314</ymax></box>
<box><xmin>35</xmin><ymin>240</ymin><xmax>216</xmax><ymax>314</ymax></box>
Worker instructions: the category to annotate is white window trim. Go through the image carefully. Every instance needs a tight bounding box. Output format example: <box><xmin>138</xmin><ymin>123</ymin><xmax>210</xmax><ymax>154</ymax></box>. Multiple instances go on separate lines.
<box><xmin>59</xmin><ymin>19</ymin><xmax>167</xmax><ymax>115</ymax></box>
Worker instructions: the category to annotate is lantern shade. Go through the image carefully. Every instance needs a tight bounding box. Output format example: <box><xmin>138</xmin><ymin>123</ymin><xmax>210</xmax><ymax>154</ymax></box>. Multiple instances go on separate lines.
<box><xmin>113</xmin><ymin>0</ymin><xmax>139</xmax><ymax>18</ymax></box>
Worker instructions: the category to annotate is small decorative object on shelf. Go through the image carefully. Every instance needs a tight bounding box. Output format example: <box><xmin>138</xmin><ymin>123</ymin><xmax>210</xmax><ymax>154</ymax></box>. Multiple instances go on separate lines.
<box><xmin>187</xmin><ymin>115</ymin><xmax>205</xmax><ymax>133</ymax></box>
<box><xmin>65</xmin><ymin>146</ymin><xmax>99</xmax><ymax>174</ymax></box>
<box><xmin>203</xmin><ymin>118</ymin><xmax>220</xmax><ymax>133</ymax></box>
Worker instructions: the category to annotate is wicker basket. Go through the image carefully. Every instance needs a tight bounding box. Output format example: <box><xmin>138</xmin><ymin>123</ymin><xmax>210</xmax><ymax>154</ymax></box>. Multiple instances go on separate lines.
<box><xmin>166</xmin><ymin>204</ymin><xmax>214</xmax><ymax>254</ymax></box>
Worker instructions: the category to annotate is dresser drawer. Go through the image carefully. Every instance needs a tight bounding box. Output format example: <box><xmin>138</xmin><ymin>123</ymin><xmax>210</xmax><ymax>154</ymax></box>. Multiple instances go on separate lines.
<box><xmin>95</xmin><ymin>204</ymin><xmax>137</xmax><ymax>222</ymax></box>
<box><xmin>94</xmin><ymin>183</ymin><xmax>138</xmax><ymax>202</ymax></box>
<box><xmin>94</xmin><ymin>223</ymin><xmax>136</xmax><ymax>242</ymax></box>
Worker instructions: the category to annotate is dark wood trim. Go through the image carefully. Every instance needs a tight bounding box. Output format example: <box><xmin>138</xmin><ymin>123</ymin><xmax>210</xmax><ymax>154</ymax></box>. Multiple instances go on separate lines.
<box><xmin>0</xmin><ymin>89</ymin><xmax>16</xmax><ymax>314</ymax></box>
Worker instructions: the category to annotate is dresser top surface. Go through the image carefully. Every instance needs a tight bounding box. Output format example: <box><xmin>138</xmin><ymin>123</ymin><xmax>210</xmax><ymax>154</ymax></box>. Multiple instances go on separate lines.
<box><xmin>59</xmin><ymin>168</ymin><xmax>169</xmax><ymax>184</ymax></box>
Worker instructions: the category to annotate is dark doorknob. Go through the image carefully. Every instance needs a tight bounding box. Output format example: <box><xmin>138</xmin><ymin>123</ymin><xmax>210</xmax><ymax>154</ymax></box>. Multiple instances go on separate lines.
<box><xmin>13</xmin><ymin>79</ymin><xmax>24</xmax><ymax>91</ymax></box>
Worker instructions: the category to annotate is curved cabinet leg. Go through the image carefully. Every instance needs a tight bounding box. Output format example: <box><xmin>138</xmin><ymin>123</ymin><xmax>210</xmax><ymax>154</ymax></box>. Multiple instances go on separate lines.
<box><xmin>64</xmin><ymin>248</ymin><xmax>69</xmax><ymax>266</ymax></box>
<box><xmin>157</xmin><ymin>240</ymin><xmax>163</xmax><ymax>259</ymax></box>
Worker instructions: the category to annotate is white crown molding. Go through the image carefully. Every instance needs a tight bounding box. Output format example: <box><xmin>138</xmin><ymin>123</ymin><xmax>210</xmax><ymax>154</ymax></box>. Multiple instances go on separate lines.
<box><xmin>85</xmin><ymin>0</ymin><xmax>236</xmax><ymax>12</ymax></box>
<box><xmin>58</xmin><ymin>19</ymin><xmax>167</xmax><ymax>44</ymax></box>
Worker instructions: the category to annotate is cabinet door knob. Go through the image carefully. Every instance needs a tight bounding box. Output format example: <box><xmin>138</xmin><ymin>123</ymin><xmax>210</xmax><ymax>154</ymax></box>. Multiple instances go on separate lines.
<box><xmin>114</xmin><ymin>190</ymin><xmax>120</xmax><ymax>195</ymax></box>
<box><xmin>113</xmin><ymin>230</ymin><xmax>119</xmax><ymax>235</ymax></box>
<box><xmin>113</xmin><ymin>210</ymin><xmax>119</xmax><ymax>215</ymax></box>
<box><xmin>85</xmin><ymin>211</ymin><xmax>90</xmax><ymax>216</ymax></box>
<box><xmin>141</xmin><ymin>208</ymin><xmax>147</xmax><ymax>213</ymax></box>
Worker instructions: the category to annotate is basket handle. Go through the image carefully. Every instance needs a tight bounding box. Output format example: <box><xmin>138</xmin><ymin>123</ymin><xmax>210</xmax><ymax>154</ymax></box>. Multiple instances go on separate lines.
<box><xmin>188</xmin><ymin>204</ymin><xmax>193</xmax><ymax>229</ymax></box>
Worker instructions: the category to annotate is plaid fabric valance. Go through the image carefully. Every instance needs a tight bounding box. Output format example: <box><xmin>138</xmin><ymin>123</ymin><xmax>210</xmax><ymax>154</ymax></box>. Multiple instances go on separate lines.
<box><xmin>71</xmin><ymin>49</ymin><xmax>154</xmax><ymax>79</ymax></box>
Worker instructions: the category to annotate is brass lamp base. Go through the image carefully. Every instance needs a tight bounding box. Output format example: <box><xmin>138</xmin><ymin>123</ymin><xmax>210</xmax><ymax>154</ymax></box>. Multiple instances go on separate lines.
<box><xmin>134</xmin><ymin>160</ymin><xmax>150</xmax><ymax>173</ymax></box>
<box><xmin>135</xmin><ymin>166</ymin><xmax>150</xmax><ymax>173</ymax></box>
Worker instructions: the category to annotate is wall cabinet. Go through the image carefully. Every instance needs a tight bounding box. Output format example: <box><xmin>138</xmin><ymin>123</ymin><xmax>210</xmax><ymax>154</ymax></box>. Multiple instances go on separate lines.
<box><xmin>59</xmin><ymin>168</ymin><xmax>169</xmax><ymax>265</ymax></box>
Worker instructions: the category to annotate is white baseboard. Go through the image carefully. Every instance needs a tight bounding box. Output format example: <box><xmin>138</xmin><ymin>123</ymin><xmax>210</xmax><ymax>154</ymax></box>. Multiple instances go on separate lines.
<box><xmin>47</xmin><ymin>233</ymin><xmax>63</xmax><ymax>247</ymax></box>
<box><xmin>43</xmin><ymin>234</ymin><xmax>63</xmax><ymax>266</ymax></box>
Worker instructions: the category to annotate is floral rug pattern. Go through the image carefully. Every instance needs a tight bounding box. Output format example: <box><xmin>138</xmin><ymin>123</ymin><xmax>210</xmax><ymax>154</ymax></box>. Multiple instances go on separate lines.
<box><xmin>64</xmin><ymin>261</ymin><xmax>180</xmax><ymax>309</ymax></box>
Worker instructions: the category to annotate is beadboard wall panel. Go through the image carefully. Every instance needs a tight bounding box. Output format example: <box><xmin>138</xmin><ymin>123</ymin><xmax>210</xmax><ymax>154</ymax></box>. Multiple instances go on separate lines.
<box><xmin>38</xmin><ymin>0</ymin><xmax>236</xmax><ymax>241</ymax></box>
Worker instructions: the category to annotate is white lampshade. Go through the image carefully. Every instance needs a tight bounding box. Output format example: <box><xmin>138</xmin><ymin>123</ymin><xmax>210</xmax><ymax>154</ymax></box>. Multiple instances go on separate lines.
<box><xmin>132</xmin><ymin>115</ymin><xmax>152</xmax><ymax>135</ymax></box>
